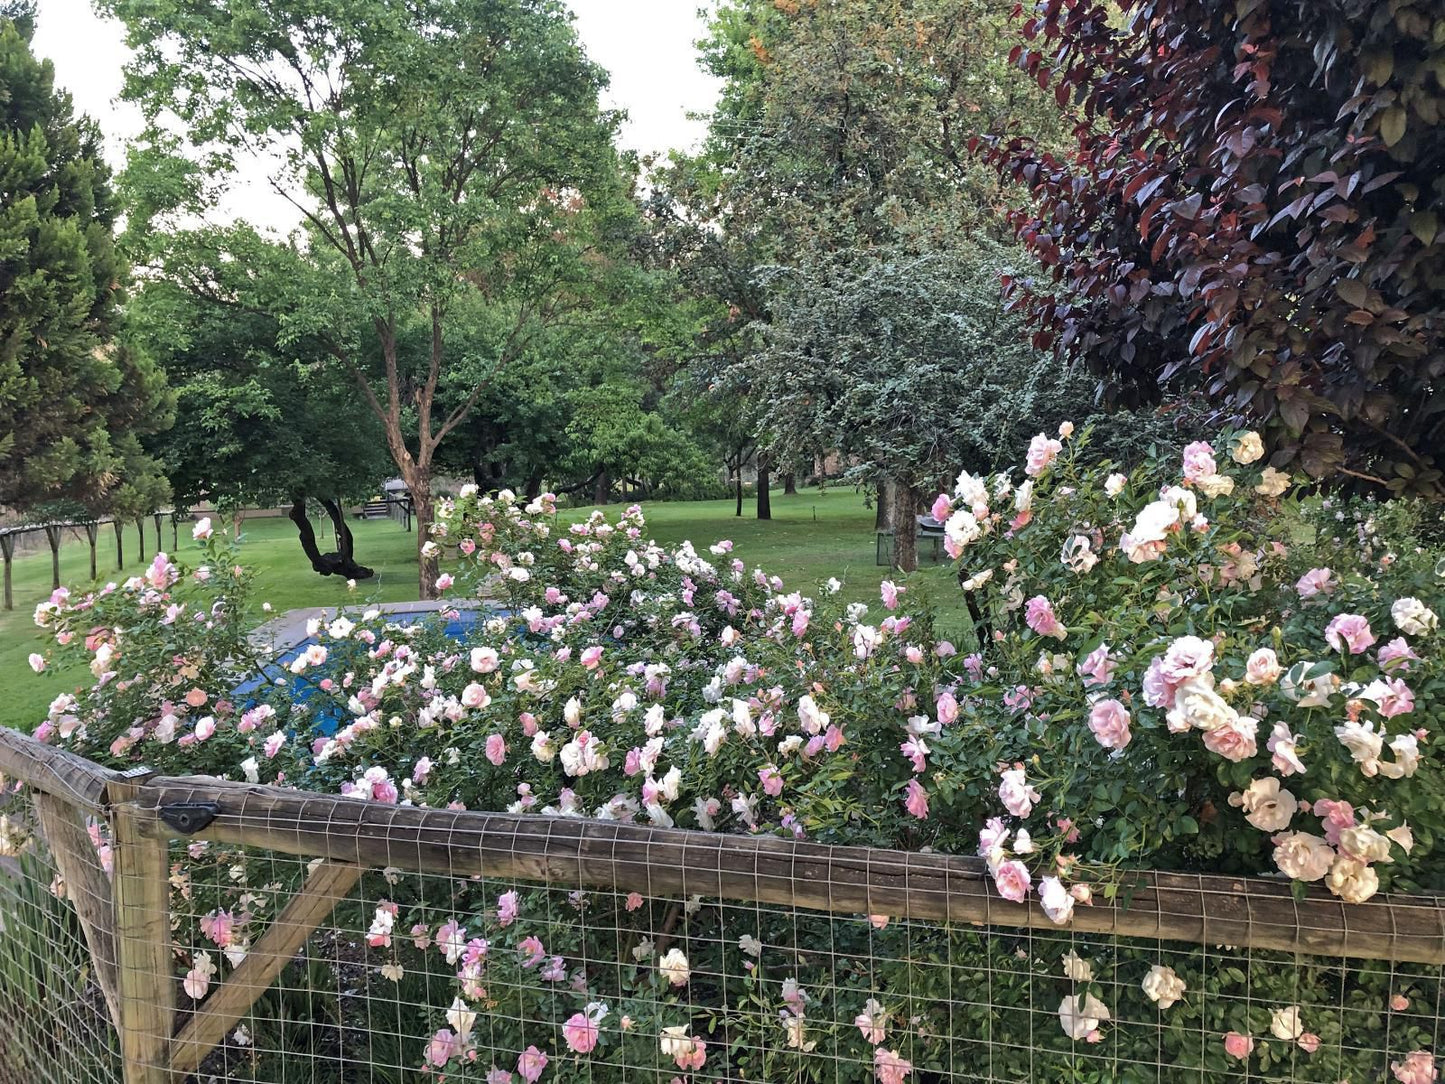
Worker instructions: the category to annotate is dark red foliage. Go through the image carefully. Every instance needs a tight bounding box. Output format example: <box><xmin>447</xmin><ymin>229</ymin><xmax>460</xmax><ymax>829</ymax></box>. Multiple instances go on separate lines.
<box><xmin>979</xmin><ymin>0</ymin><xmax>1445</xmax><ymax>493</ymax></box>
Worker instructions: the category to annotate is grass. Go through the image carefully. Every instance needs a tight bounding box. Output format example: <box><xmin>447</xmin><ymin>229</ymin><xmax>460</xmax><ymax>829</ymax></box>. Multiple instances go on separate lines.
<box><xmin>1</xmin><ymin>490</ymin><xmax>969</xmax><ymax>730</ymax></box>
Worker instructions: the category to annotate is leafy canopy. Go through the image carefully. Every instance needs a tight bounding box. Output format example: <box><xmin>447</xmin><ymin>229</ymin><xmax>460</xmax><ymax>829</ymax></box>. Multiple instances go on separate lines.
<box><xmin>981</xmin><ymin>0</ymin><xmax>1445</xmax><ymax>495</ymax></box>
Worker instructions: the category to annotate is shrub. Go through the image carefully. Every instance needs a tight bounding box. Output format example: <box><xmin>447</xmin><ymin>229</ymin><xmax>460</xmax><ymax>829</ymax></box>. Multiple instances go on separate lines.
<box><xmin>21</xmin><ymin>434</ymin><xmax>1443</xmax><ymax>1080</ymax></box>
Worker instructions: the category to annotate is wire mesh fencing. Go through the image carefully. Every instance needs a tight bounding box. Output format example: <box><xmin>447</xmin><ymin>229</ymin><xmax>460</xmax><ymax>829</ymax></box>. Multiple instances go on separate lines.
<box><xmin>1</xmin><ymin>729</ymin><xmax>1442</xmax><ymax>1084</ymax></box>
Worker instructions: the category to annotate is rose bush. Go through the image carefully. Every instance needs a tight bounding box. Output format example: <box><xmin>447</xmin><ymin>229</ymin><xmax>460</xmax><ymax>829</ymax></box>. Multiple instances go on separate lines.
<box><xmin>18</xmin><ymin>430</ymin><xmax>1444</xmax><ymax>1082</ymax></box>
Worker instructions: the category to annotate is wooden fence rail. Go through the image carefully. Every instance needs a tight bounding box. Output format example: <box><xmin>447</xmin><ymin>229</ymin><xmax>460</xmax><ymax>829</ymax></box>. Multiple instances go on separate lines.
<box><xmin>0</xmin><ymin>510</ymin><xmax>179</xmax><ymax>611</ymax></box>
<box><xmin>1</xmin><ymin>723</ymin><xmax>1443</xmax><ymax>1083</ymax></box>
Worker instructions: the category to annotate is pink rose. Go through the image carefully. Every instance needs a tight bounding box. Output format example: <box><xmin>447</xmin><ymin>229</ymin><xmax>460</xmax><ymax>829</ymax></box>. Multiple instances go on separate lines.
<box><xmin>516</xmin><ymin>1045</ymin><xmax>549</xmax><ymax>1082</ymax></box>
<box><xmin>1181</xmin><ymin>441</ymin><xmax>1218</xmax><ymax>483</ymax></box>
<box><xmin>1378</xmin><ymin>637</ymin><xmax>1421</xmax><ymax>672</ymax></box>
<box><xmin>1025</xmin><ymin>596</ymin><xmax>1068</xmax><ymax>640</ymax></box>
<box><xmin>930</xmin><ymin>493</ymin><xmax>952</xmax><ymax>522</ymax></box>
<box><xmin>1223</xmin><ymin>1032</ymin><xmax>1255</xmax><ymax>1060</ymax></box>
<box><xmin>1295</xmin><ymin>567</ymin><xmax>1334</xmax><ymax>599</ymax></box>
<box><xmin>1324</xmin><ymin>613</ymin><xmax>1377</xmax><ymax>654</ymax></box>
<box><xmin>1201</xmin><ymin>715</ymin><xmax>1258</xmax><ymax>762</ymax></box>
<box><xmin>580</xmin><ymin>646</ymin><xmax>604</xmax><ymax>669</ymax></box>
<box><xmin>992</xmin><ymin>859</ymin><xmax>1031</xmax><ymax>903</ymax></box>
<box><xmin>1392</xmin><ymin>1050</ymin><xmax>1438</xmax><ymax>1084</ymax></box>
<box><xmin>998</xmin><ymin>768</ymin><xmax>1040</xmax><ymax>818</ymax></box>
<box><xmin>1087</xmin><ymin>699</ymin><xmax>1132</xmax><ymax>750</ymax></box>
<box><xmin>426</xmin><ymin>1029</ymin><xmax>459</xmax><ymax>1068</ymax></box>
<box><xmin>873</xmin><ymin>1048</ymin><xmax>914</xmax><ymax>1084</ymax></box>
<box><xmin>1076</xmin><ymin>644</ymin><xmax>1117</xmax><ymax>687</ymax></box>
<box><xmin>1297</xmin><ymin>1032</ymin><xmax>1321</xmax><ymax>1054</ymax></box>
<box><xmin>1024</xmin><ymin>433</ymin><xmax>1063</xmax><ymax>476</ymax></box>
<box><xmin>936</xmin><ymin>690</ymin><xmax>959</xmax><ymax>725</ymax></box>
<box><xmin>561</xmin><ymin>1012</ymin><xmax>600</xmax><ymax>1054</ymax></box>
<box><xmin>485</xmin><ymin>734</ymin><xmax>507</xmax><ymax>766</ymax></box>
<box><xmin>904</xmin><ymin>779</ymin><xmax>929</xmax><ymax>820</ymax></box>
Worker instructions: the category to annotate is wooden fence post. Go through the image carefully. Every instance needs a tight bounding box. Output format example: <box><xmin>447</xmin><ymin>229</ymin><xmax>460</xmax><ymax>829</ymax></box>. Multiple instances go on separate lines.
<box><xmin>1</xmin><ymin>531</ymin><xmax>13</xmax><ymax>611</ymax></box>
<box><xmin>85</xmin><ymin>521</ymin><xmax>100</xmax><ymax>581</ymax></box>
<box><xmin>109</xmin><ymin>772</ymin><xmax>175</xmax><ymax>1084</ymax></box>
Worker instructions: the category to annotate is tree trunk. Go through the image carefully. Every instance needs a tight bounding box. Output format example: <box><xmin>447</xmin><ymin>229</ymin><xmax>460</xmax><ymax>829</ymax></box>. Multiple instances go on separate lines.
<box><xmin>756</xmin><ymin>455</ymin><xmax>772</xmax><ymax>520</ymax></box>
<box><xmin>412</xmin><ymin>478</ymin><xmax>438</xmax><ymax>600</ymax></box>
<box><xmin>891</xmin><ymin>483</ymin><xmax>919</xmax><ymax>573</ymax></box>
<box><xmin>594</xmin><ymin>470</ymin><xmax>610</xmax><ymax>506</ymax></box>
<box><xmin>783</xmin><ymin>472</ymin><xmax>797</xmax><ymax>496</ymax></box>
<box><xmin>113</xmin><ymin>520</ymin><xmax>122</xmax><ymax>570</ymax></box>
<box><xmin>875</xmin><ymin>483</ymin><xmax>892</xmax><ymax>531</ymax></box>
<box><xmin>318</xmin><ymin>497</ymin><xmax>375</xmax><ymax>580</ymax></box>
<box><xmin>135</xmin><ymin>518</ymin><xmax>145</xmax><ymax>562</ymax></box>
<box><xmin>524</xmin><ymin>473</ymin><xmax>543</xmax><ymax>501</ymax></box>
<box><xmin>288</xmin><ymin>495</ymin><xmax>375</xmax><ymax>580</ymax></box>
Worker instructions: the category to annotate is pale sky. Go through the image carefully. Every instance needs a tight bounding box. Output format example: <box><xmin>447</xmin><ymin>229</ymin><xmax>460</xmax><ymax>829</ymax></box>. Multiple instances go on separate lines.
<box><xmin>31</xmin><ymin>0</ymin><xmax>721</xmax><ymax>233</ymax></box>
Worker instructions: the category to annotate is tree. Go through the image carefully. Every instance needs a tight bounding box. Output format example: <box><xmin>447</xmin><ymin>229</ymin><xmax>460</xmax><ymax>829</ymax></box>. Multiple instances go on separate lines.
<box><xmin>130</xmin><ymin>267</ymin><xmax>390</xmax><ymax>579</ymax></box>
<box><xmin>111</xmin><ymin>0</ymin><xmax>631</xmax><ymax>597</ymax></box>
<box><xmin>0</xmin><ymin>6</ymin><xmax>170</xmax><ymax>519</ymax></box>
<box><xmin>648</xmin><ymin>0</ymin><xmax>1072</xmax><ymax>527</ymax></box>
<box><xmin>750</xmin><ymin>241</ymin><xmax>1144</xmax><ymax>570</ymax></box>
<box><xmin>980</xmin><ymin>0</ymin><xmax>1445</xmax><ymax>496</ymax></box>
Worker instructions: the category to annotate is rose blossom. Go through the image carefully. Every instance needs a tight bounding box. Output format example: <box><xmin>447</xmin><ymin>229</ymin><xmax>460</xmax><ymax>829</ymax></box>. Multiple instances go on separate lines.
<box><xmin>1266</xmin><ymin>723</ymin><xmax>1307</xmax><ymax>776</ymax></box>
<box><xmin>1087</xmin><ymin>699</ymin><xmax>1132</xmax><ymax>750</ymax></box>
<box><xmin>1058</xmin><ymin>993</ymin><xmax>1109</xmax><ymax>1040</ymax></box>
<box><xmin>1325</xmin><ymin>855</ymin><xmax>1380</xmax><ymax>903</ymax></box>
<box><xmin>1256</xmin><ymin>465</ymin><xmax>1290</xmax><ymax>496</ymax></box>
<box><xmin>1231</xmin><ymin>431</ymin><xmax>1264</xmax><ymax>464</ymax></box>
<box><xmin>1324</xmin><ymin>613</ymin><xmax>1376</xmax><ymax>654</ymax></box>
<box><xmin>1024</xmin><ymin>595</ymin><xmax>1068</xmax><ymax>640</ymax></box>
<box><xmin>1269</xmin><ymin>1006</ymin><xmax>1303</xmax><ymax>1041</ymax></box>
<box><xmin>1378</xmin><ymin>637</ymin><xmax>1421</xmax><ymax>671</ymax></box>
<box><xmin>1392</xmin><ymin>1051</ymin><xmax>1438</xmax><ymax>1084</ymax></box>
<box><xmin>1141</xmin><ymin>965</ymin><xmax>1186</xmax><ymax>1009</ymax></box>
<box><xmin>1228</xmin><ymin>777</ymin><xmax>1297</xmax><ymax>832</ymax></box>
<box><xmin>1038</xmin><ymin>876</ymin><xmax>1074</xmax><ymax>925</ymax></box>
<box><xmin>1392</xmin><ymin>597</ymin><xmax>1439</xmax><ymax>637</ymax></box>
<box><xmin>1025</xmin><ymin>433</ymin><xmax>1063</xmax><ymax>476</ymax></box>
<box><xmin>1244</xmin><ymin>648</ymin><xmax>1282</xmax><ymax>686</ymax></box>
<box><xmin>992</xmin><ymin>859</ymin><xmax>1031</xmax><ymax>903</ymax></box>
<box><xmin>1271</xmin><ymin>831</ymin><xmax>1334</xmax><ymax>882</ymax></box>
<box><xmin>998</xmin><ymin>768</ymin><xmax>1040</xmax><ymax>818</ymax></box>
<box><xmin>1181</xmin><ymin>441</ymin><xmax>1218</xmax><ymax>483</ymax></box>
<box><xmin>1295</xmin><ymin>567</ymin><xmax>1334</xmax><ymax>599</ymax></box>
<box><xmin>1223</xmin><ymin>1032</ymin><xmax>1255</xmax><ymax>1060</ymax></box>
<box><xmin>873</xmin><ymin>1048</ymin><xmax>913</xmax><ymax>1084</ymax></box>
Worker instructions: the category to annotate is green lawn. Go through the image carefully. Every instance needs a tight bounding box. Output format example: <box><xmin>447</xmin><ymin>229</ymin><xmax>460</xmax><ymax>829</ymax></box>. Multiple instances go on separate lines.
<box><xmin>2</xmin><ymin>490</ymin><xmax>969</xmax><ymax>730</ymax></box>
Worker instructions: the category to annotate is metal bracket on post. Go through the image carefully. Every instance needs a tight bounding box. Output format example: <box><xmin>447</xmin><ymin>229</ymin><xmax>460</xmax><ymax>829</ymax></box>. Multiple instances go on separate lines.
<box><xmin>157</xmin><ymin>802</ymin><xmax>220</xmax><ymax>835</ymax></box>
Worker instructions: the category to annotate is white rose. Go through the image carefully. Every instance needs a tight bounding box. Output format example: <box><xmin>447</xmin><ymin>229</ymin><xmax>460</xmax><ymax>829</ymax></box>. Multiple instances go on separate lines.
<box><xmin>1269</xmin><ymin>1006</ymin><xmax>1303</xmax><ymax>1041</ymax></box>
<box><xmin>1227</xmin><ymin>777</ymin><xmax>1297</xmax><ymax>832</ymax></box>
<box><xmin>1104</xmin><ymin>472</ymin><xmax>1127</xmax><ymax>497</ymax></box>
<box><xmin>1338</xmin><ymin>825</ymin><xmax>1393</xmax><ymax>865</ymax></box>
<box><xmin>1058</xmin><ymin>993</ymin><xmax>1110</xmax><ymax>1040</ymax></box>
<box><xmin>1391</xmin><ymin>597</ymin><xmax>1438</xmax><ymax>637</ymax></box>
<box><xmin>1195</xmin><ymin>473</ymin><xmax>1235</xmax><ymax>498</ymax></box>
<box><xmin>530</xmin><ymin>730</ymin><xmax>556</xmax><ymax>763</ymax></box>
<box><xmin>658</xmin><ymin>947</ymin><xmax>690</xmax><ymax>986</ymax></box>
<box><xmin>1061</xmin><ymin>950</ymin><xmax>1093</xmax><ymax>982</ymax></box>
<box><xmin>1141</xmin><ymin>964</ymin><xmax>1187</xmax><ymax>1009</ymax></box>
<box><xmin>1243</xmin><ymin>648</ymin><xmax>1282</xmax><ymax>686</ymax></box>
<box><xmin>1334</xmin><ymin>720</ymin><xmax>1385</xmax><ymax>776</ymax></box>
<box><xmin>1325</xmin><ymin>855</ymin><xmax>1379</xmax><ymax>903</ymax></box>
<box><xmin>1271</xmin><ymin>831</ymin><xmax>1334</xmax><ymax>882</ymax></box>
<box><xmin>1166</xmin><ymin>682</ymin><xmax>1238</xmax><ymax>734</ymax></box>
<box><xmin>1255</xmin><ymin>466</ymin><xmax>1290</xmax><ymax>497</ymax></box>
<box><xmin>1231</xmin><ymin>431</ymin><xmax>1265</xmax><ymax>464</ymax></box>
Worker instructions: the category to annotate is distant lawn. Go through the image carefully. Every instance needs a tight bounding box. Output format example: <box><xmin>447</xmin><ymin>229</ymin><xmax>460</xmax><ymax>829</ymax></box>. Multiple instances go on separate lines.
<box><xmin>2</xmin><ymin>489</ymin><xmax>971</xmax><ymax>730</ymax></box>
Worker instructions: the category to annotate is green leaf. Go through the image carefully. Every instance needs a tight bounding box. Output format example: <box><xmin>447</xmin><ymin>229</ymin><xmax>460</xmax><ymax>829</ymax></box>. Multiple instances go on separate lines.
<box><xmin>1380</xmin><ymin>105</ymin><xmax>1408</xmax><ymax>147</ymax></box>
<box><xmin>1409</xmin><ymin>210</ymin><xmax>1439</xmax><ymax>246</ymax></box>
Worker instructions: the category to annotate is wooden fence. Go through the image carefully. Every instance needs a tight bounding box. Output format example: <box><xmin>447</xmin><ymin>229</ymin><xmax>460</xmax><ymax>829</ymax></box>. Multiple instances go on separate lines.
<box><xmin>0</xmin><ymin>511</ymin><xmax>179</xmax><ymax>611</ymax></box>
<box><xmin>1</xmin><ymin>724</ymin><xmax>1442</xmax><ymax>1083</ymax></box>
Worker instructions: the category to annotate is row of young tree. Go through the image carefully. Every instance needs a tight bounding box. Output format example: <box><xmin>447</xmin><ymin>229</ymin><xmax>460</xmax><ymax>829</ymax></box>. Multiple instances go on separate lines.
<box><xmin>5</xmin><ymin>0</ymin><xmax>1440</xmax><ymax>590</ymax></box>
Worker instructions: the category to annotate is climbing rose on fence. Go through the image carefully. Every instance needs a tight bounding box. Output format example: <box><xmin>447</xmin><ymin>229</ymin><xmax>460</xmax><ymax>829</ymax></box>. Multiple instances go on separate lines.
<box><xmin>22</xmin><ymin>427</ymin><xmax>1444</xmax><ymax>1079</ymax></box>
